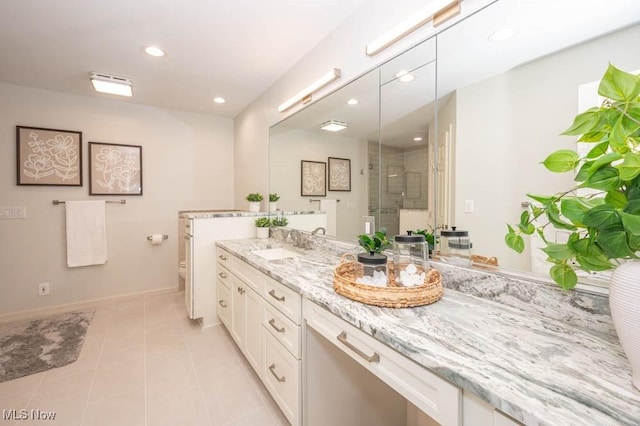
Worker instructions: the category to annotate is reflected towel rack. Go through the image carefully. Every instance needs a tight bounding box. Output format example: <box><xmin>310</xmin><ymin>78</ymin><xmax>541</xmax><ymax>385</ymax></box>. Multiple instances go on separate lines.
<box><xmin>52</xmin><ymin>199</ymin><xmax>127</xmax><ymax>205</ymax></box>
<box><xmin>309</xmin><ymin>199</ymin><xmax>340</xmax><ymax>203</ymax></box>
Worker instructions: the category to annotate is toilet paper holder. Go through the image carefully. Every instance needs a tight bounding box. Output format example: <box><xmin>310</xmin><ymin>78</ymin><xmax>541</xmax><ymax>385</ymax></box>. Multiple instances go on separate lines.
<box><xmin>147</xmin><ymin>234</ymin><xmax>169</xmax><ymax>241</ymax></box>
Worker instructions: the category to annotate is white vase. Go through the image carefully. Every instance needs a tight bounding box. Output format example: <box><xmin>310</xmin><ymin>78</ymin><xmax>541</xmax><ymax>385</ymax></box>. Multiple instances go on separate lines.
<box><xmin>269</xmin><ymin>201</ymin><xmax>277</xmax><ymax>212</ymax></box>
<box><xmin>256</xmin><ymin>227</ymin><xmax>269</xmax><ymax>239</ymax></box>
<box><xmin>249</xmin><ymin>201</ymin><xmax>261</xmax><ymax>213</ymax></box>
<box><xmin>609</xmin><ymin>261</ymin><xmax>640</xmax><ymax>390</ymax></box>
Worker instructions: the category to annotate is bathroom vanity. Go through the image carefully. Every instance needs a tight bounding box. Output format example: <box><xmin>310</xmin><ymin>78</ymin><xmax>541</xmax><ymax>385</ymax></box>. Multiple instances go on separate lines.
<box><xmin>215</xmin><ymin>236</ymin><xmax>640</xmax><ymax>426</ymax></box>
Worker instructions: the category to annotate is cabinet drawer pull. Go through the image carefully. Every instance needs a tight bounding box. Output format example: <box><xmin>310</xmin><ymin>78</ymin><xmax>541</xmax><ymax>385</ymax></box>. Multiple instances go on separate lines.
<box><xmin>218</xmin><ymin>300</ymin><xmax>227</xmax><ymax>308</ymax></box>
<box><xmin>218</xmin><ymin>254</ymin><xmax>227</xmax><ymax>261</ymax></box>
<box><xmin>237</xmin><ymin>287</ymin><xmax>245</xmax><ymax>295</ymax></box>
<box><xmin>268</xmin><ymin>289</ymin><xmax>285</xmax><ymax>302</ymax></box>
<box><xmin>337</xmin><ymin>331</ymin><xmax>380</xmax><ymax>363</ymax></box>
<box><xmin>268</xmin><ymin>318</ymin><xmax>285</xmax><ymax>333</ymax></box>
<box><xmin>218</xmin><ymin>272</ymin><xmax>227</xmax><ymax>279</ymax></box>
<box><xmin>268</xmin><ymin>364</ymin><xmax>286</xmax><ymax>382</ymax></box>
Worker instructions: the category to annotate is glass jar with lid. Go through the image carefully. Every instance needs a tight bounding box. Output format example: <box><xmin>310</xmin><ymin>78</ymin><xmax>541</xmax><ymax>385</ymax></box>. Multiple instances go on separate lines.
<box><xmin>438</xmin><ymin>227</ymin><xmax>472</xmax><ymax>265</ymax></box>
<box><xmin>393</xmin><ymin>231</ymin><xmax>429</xmax><ymax>286</ymax></box>
<box><xmin>354</xmin><ymin>253</ymin><xmax>388</xmax><ymax>286</ymax></box>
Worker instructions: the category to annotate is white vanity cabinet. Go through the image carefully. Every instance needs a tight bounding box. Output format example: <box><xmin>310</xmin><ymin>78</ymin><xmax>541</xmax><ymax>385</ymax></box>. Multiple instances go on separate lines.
<box><xmin>216</xmin><ymin>247</ymin><xmax>302</xmax><ymax>426</ymax></box>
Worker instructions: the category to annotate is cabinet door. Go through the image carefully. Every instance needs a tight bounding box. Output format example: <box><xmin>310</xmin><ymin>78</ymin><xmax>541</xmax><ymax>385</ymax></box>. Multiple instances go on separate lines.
<box><xmin>231</xmin><ymin>277</ymin><xmax>245</xmax><ymax>348</ymax></box>
<box><xmin>244</xmin><ymin>285</ymin><xmax>263</xmax><ymax>374</ymax></box>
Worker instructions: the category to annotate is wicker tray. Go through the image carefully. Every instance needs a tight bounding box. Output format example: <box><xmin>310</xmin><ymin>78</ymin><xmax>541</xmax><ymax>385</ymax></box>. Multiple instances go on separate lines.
<box><xmin>333</xmin><ymin>254</ymin><xmax>443</xmax><ymax>308</ymax></box>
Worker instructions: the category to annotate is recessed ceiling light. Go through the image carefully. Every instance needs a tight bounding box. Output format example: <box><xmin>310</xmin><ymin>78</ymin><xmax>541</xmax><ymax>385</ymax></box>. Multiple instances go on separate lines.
<box><xmin>413</xmin><ymin>137</ymin><xmax>423</xmax><ymax>141</ymax></box>
<box><xmin>143</xmin><ymin>46</ymin><xmax>165</xmax><ymax>57</ymax></box>
<box><xmin>395</xmin><ymin>70</ymin><xmax>416</xmax><ymax>83</ymax></box>
<box><xmin>320</xmin><ymin>120</ymin><xmax>348</xmax><ymax>132</ymax></box>
<box><xmin>488</xmin><ymin>28</ymin><xmax>515</xmax><ymax>42</ymax></box>
<box><xmin>90</xmin><ymin>72</ymin><xmax>133</xmax><ymax>97</ymax></box>
<box><xmin>213</xmin><ymin>97</ymin><xmax>226</xmax><ymax>104</ymax></box>
<box><xmin>346</xmin><ymin>98</ymin><xmax>359</xmax><ymax>105</ymax></box>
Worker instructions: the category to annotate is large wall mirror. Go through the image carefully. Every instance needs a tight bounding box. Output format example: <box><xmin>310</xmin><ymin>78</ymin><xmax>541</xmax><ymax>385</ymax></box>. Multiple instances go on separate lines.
<box><xmin>270</xmin><ymin>0</ymin><xmax>640</xmax><ymax>286</ymax></box>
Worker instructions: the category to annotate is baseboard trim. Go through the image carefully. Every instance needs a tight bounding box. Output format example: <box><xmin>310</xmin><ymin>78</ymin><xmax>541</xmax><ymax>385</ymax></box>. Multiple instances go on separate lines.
<box><xmin>0</xmin><ymin>286</ymin><xmax>179</xmax><ymax>323</ymax></box>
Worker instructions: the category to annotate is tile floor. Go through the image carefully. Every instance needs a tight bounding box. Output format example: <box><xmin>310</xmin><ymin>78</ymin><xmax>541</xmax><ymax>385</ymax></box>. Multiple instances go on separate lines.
<box><xmin>0</xmin><ymin>291</ymin><xmax>289</xmax><ymax>426</ymax></box>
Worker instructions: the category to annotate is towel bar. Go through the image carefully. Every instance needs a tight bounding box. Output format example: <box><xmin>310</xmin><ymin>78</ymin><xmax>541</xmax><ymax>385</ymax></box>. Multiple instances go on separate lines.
<box><xmin>53</xmin><ymin>199</ymin><xmax>126</xmax><ymax>205</ymax></box>
<box><xmin>147</xmin><ymin>235</ymin><xmax>169</xmax><ymax>241</ymax></box>
<box><xmin>309</xmin><ymin>199</ymin><xmax>340</xmax><ymax>203</ymax></box>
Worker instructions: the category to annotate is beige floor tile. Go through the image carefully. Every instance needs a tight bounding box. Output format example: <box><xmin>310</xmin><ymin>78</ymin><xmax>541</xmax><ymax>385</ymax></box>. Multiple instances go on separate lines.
<box><xmin>96</xmin><ymin>342</ymin><xmax>144</xmax><ymax>372</ymax></box>
<box><xmin>145</xmin><ymin>320</ymin><xmax>186</xmax><ymax>356</ymax></box>
<box><xmin>42</xmin><ymin>334</ymin><xmax>104</xmax><ymax>382</ymax></box>
<box><xmin>81</xmin><ymin>387</ymin><xmax>145</xmax><ymax>426</ymax></box>
<box><xmin>85</xmin><ymin>308</ymin><xmax>113</xmax><ymax>338</ymax></box>
<box><xmin>101</xmin><ymin>322</ymin><xmax>144</xmax><ymax>353</ymax></box>
<box><xmin>222</xmin><ymin>407</ymin><xmax>279</xmax><ymax>426</ymax></box>
<box><xmin>0</xmin><ymin>371</ymin><xmax>44</xmax><ymax>399</ymax></box>
<box><xmin>185</xmin><ymin>327</ymin><xmax>240</xmax><ymax>368</ymax></box>
<box><xmin>145</xmin><ymin>347</ymin><xmax>198</xmax><ymax>401</ymax></box>
<box><xmin>88</xmin><ymin>361</ymin><xmax>144</xmax><ymax>403</ymax></box>
<box><xmin>194</xmin><ymin>356</ymin><xmax>251</xmax><ymax>395</ymax></box>
<box><xmin>146</xmin><ymin>386</ymin><xmax>211</xmax><ymax>426</ymax></box>
<box><xmin>202</xmin><ymin>383</ymin><xmax>265</xmax><ymax>426</ymax></box>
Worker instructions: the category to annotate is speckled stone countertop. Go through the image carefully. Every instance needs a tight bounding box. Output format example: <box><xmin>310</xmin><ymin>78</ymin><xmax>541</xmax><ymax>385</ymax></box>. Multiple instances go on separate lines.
<box><xmin>216</xmin><ymin>237</ymin><xmax>640</xmax><ymax>426</ymax></box>
<box><xmin>182</xmin><ymin>210</ymin><xmax>325</xmax><ymax>219</ymax></box>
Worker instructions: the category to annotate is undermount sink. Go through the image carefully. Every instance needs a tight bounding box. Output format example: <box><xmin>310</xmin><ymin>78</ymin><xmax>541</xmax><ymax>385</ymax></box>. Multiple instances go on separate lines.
<box><xmin>251</xmin><ymin>248</ymin><xmax>301</xmax><ymax>260</ymax></box>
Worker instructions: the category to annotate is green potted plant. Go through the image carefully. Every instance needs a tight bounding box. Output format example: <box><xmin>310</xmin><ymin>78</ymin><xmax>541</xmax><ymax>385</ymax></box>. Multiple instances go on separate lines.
<box><xmin>271</xmin><ymin>216</ymin><xmax>288</xmax><ymax>227</ymax></box>
<box><xmin>246</xmin><ymin>192</ymin><xmax>264</xmax><ymax>213</ymax></box>
<box><xmin>255</xmin><ymin>217</ymin><xmax>271</xmax><ymax>239</ymax></box>
<box><xmin>504</xmin><ymin>64</ymin><xmax>640</xmax><ymax>388</ymax></box>
<box><xmin>269</xmin><ymin>193</ymin><xmax>280</xmax><ymax>212</ymax></box>
<box><xmin>414</xmin><ymin>227</ymin><xmax>437</xmax><ymax>254</ymax></box>
<box><xmin>356</xmin><ymin>230</ymin><xmax>391</xmax><ymax>284</ymax></box>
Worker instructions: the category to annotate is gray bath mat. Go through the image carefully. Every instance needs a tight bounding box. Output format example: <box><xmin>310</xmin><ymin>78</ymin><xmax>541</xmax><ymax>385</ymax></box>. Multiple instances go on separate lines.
<box><xmin>0</xmin><ymin>309</ymin><xmax>94</xmax><ymax>383</ymax></box>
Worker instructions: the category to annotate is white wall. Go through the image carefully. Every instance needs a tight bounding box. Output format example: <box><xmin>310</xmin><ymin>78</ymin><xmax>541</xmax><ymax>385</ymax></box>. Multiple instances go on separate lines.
<box><xmin>0</xmin><ymin>83</ymin><xmax>234</xmax><ymax>315</ymax></box>
<box><xmin>233</xmin><ymin>0</ymin><xmax>495</xmax><ymax>210</ymax></box>
<box><xmin>270</xmin><ymin>128</ymin><xmax>368</xmax><ymax>239</ymax></box>
<box><xmin>454</xmin><ymin>24</ymin><xmax>640</xmax><ymax>272</ymax></box>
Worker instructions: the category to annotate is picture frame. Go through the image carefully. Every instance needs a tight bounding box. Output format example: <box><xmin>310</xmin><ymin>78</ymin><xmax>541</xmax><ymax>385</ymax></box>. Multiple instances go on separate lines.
<box><xmin>301</xmin><ymin>160</ymin><xmax>326</xmax><ymax>197</ymax></box>
<box><xmin>16</xmin><ymin>126</ymin><xmax>82</xmax><ymax>186</ymax></box>
<box><xmin>328</xmin><ymin>157</ymin><xmax>351</xmax><ymax>191</ymax></box>
<box><xmin>89</xmin><ymin>142</ymin><xmax>143</xmax><ymax>195</ymax></box>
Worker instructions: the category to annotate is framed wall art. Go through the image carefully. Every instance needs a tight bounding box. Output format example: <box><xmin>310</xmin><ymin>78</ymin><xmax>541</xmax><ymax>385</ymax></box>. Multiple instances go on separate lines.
<box><xmin>328</xmin><ymin>157</ymin><xmax>351</xmax><ymax>191</ymax></box>
<box><xmin>89</xmin><ymin>142</ymin><xmax>143</xmax><ymax>195</ymax></box>
<box><xmin>16</xmin><ymin>126</ymin><xmax>82</xmax><ymax>186</ymax></box>
<box><xmin>301</xmin><ymin>160</ymin><xmax>326</xmax><ymax>197</ymax></box>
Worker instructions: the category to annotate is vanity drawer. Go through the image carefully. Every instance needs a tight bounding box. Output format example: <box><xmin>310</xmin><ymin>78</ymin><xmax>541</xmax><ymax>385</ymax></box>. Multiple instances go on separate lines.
<box><xmin>263</xmin><ymin>275</ymin><xmax>301</xmax><ymax>324</ymax></box>
<box><xmin>263</xmin><ymin>302</ymin><xmax>301</xmax><ymax>359</ymax></box>
<box><xmin>304</xmin><ymin>299</ymin><xmax>461</xmax><ymax>426</ymax></box>
<box><xmin>216</xmin><ymin>264</ymin><xmax>232</xmax><ymax>289</ymax></box>
<box><xmin>264</xmin><ymin>330</ymin><xmax>300</xmax><ymax>426</ymax></box>
<box><xmin>216</xmin><ymin>279</ymin><xmax>231</xmax><ymax>328</ymax></box>
<box><xmin>216</xmin><ymin>248</ymin><xmax>232</xmax><ymax>268</ymax></box>
<box><xmin>232</xmin><ymin>256</ymin><xmax>263</xmax><ymax>292</ymax></box>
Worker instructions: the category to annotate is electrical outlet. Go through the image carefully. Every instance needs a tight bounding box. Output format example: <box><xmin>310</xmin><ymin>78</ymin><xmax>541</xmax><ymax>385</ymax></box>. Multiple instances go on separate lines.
<box><xmin>38</xmin><ymin>282</ymin><xmax>50</xmax><ymax>296</ymax></box>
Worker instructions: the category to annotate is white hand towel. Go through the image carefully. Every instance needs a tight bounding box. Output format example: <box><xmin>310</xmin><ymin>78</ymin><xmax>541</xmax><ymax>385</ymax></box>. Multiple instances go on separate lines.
<box><xmin>65</xmin><ymin>201</ymin><xmax>108</xmax><ymax>267</ymax></box>
<box><xmin>319</xmin><ymin>199</ymin><xmax>337</xmax><ymax>237</ymax></box>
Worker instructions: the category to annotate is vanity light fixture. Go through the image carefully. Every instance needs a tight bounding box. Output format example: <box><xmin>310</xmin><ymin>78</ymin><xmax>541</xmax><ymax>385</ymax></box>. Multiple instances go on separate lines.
<box><xmin>320</xmin><ymin>120</ymin><xmax>348</xmax><ymax>132</ymax></box>
<box><xmin>365</xmin><ymin>0</ymin><xmax>461</xmax><ymax>56</ymax></box>
<box><xmin>395</xmin><ymin>70</ymin><xmax>416</xmax><ymax>83</ymax></box>
<box><xmin>488</xmin><ymin>28</ymin><xmax>515</xmax><ymax>42</ymax></box>
<box><xmin>143</xmin><ymin>46</ymin><xmax>165</xmax><ymax>57</ymax></box>
<box><xmin>213</xmin><ymin>97</ymin><xmax>226</xmax><ymax>104</ymax></box>
<box><xmin>277</xmin><ymin>68</ymin><xmax>341</xmax><ymax>112</ymax></box>
<box><xmin>346</xmin><ymin>98</ymin><xmax>359</xmax><ymax>105</ymax></box>
<box><xmin>89</xmin><ymin>72</ymin><xmax>133</xmax><ymax>97</ymax></box>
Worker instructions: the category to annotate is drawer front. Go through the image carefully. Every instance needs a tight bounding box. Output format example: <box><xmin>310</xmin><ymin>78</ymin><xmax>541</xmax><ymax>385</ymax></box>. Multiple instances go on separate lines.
<box><xmin>216</xmin><ymin>264</ymin><xmax>232</xmax><ymax>290</ymax></box>
<box><xmin>216</xmin><ymin>247</ymin><xmax>232</xmax><ymax>268</ymax></box>
<box><xmin>304</xmin><ymin>299</ymin><xmax>461</xmax><ymax>426</ymax></box>
<box><xmin>216</xmin><ymin>279</ymin><xmax>231</xmax><ymax>328</ymax></box>
<box><xmin>264</xmin><ymin>331</ymin><xmax>300</xmax><ymax>426</ymax></box>
<box><xmin>263</xmin><ymin>275</ymin><xmax>301</xmax><ymax>324</ymax></box>
<box><xmin>263</xmin><ymin>302</ymin><xmax>301</xmax><ymax>359</ymax></box>
<box><xmin>232</xmin><ymin>256</ymin><xmax>263</xmax><ymax>293</ymax></box>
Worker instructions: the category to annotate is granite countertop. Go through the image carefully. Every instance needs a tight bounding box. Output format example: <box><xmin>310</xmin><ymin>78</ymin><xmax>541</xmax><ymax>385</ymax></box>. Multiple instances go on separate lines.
<box><xmin>216</xmin><ymin>238</ymin><xmax>640</xmax><ymax>426</ymax></box>
<box><xmin>182</xmin><ymin>210</ymin><xmax>325</xmax><ymax>219</ymax></box>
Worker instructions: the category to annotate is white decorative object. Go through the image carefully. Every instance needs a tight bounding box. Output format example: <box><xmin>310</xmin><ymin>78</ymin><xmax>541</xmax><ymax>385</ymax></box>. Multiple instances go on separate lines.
<box><xmin>256</xmin><ymin>227</ymin><xmax>269</xmax><ymax>239</ymax></box>
<box><xmin>270</xmin><ymin>201</ymin><xmax>277</xmax><ymax>212</ymax></box>
<box><xmin>249</xmin><ymin>202</ymin><xmax>261</xmax><ymax>213</ymax></box>
<box><xmin>609</xmin><ymin>261</ymin><xmax>640</xmax><ymax>390</ymax></box>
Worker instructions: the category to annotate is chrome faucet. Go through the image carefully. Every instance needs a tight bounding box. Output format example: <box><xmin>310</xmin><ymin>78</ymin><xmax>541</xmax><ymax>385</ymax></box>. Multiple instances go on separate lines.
<box><xmin>311</xmin><ymin>227</ymin><xmax>326</xmax><ymax>235</ymax></box>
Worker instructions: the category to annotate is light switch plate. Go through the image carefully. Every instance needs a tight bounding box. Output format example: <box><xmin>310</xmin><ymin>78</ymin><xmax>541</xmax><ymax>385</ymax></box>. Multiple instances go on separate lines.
<box><xmin>464</xmin><ymin>200</ymin><xmax>474</xmax><ymax>213</ymax></box>
<box><xmin>0</xmin><ymin>206</ymin><xmax>26</xmax><ymax>219</ymax></box>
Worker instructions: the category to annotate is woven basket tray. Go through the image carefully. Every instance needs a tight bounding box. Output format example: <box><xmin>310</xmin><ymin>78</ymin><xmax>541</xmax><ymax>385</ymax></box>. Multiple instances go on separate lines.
<box><xmin>333</xmin><ymin>254</ymin><xmax>443</xmax><ymax>308</ymax></box>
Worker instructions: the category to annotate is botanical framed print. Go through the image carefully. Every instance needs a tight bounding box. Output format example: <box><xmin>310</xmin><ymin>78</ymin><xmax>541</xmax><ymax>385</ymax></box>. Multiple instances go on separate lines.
<box><xmin>328</xmin><ymin>157</ymin><xmax>351</xmax><ymax>191</ymax></box>
<box><xmin>89</xmin><ymin>142</ymin><xmax>143</xmax><ymax>195</ymax></box>
<box><xmin>16</xmin><ymin>126</ymin><xmax>82</xmax><ymax>186</ymax></box>
<box><xmin>301</xmin><ymin>160</ymin><xmax>326</xmax><ymax>197</ymax></box>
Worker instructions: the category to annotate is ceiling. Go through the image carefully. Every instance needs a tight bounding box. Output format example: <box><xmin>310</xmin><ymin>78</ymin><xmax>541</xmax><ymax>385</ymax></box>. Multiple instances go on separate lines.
<box><xmin>0</xmin><ymin>0</ymin><xmax>367</xmax><ymax>117</ymax></box>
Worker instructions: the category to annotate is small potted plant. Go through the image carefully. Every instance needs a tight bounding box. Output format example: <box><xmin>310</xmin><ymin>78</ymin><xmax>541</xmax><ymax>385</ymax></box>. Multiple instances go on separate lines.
<box><xmin>414</xmin><ymin>227</ymin><xmax>437</xmax><ymax>254</ymax></box>
<box><xmin>255</xmin><ymin>217</ymin><xmax>271</xmax><ymax>239</ymax></box>
<box><xmin>246</xmin><ymin>193</ymin><xmax>264</xmax><ymax>213</ymax></box>
<box><xmin>271</xmin><ymin>216</ymin><xmax>288</xmax><ymax>227</ymax></box>
<box><xmin>269</xmin><ymin>193</ymin><xmax>280</xmax><ymax>212</ymax></box>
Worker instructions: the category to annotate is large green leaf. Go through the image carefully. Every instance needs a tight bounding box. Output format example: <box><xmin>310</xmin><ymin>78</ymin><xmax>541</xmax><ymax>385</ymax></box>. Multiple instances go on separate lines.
<box><xmin>605</xmin><ymin>190</ymin><xmax>628</xmax><ymax>209</ymax></box>
<box><xmin>575</xmin><ymin>254</ymin><xmax>614</xmax><ymax>272</ymax></box>
<box><xmin>560</xmin><ymin>197</ymin><xmax>596</xmax><ymax>225</ymax></box>
<box><xmin>585</xmin><ymin>141</ymin><xmax>609</xmax><ymax>159</ymax></box>
<box><xmin>598</xmin><ymin>63</ymin><xmax>640</xmax><ymax>102</ymax></box>
<box><xmin>518</xmin><ymin>211</ymin><xmax>535</xmax><ymax>235</ymax></box>
<box><xmin>582</xmin><ymin>204</ymin><xmax>621</xmax><ymax>229</ymax></box>
<box><xmin>541</xmin><ymin>243</ymin><xmax>574</xmax><ymax>261</ymax></box>
<box><xmin>542</xmin><ymin>150</ymin><xmax>580</xmax><ymax>173</ymax></box>
<box><xmin>546</xmin><ymin>203</ymin><xmax>577</xmax><ymax>231</ymax></box>
<box><xmin>588</xmin><ymin>152</ymin><xmax>623</xmax><ymax>174</ymax></box>
<box><xmin>597</xmin><ymin>228</ymin><xmax>635</xmax><ymax>258</ymax></box>
<box><xmin>574</xmin><ymin>161</ymin><xmax>594</xmax><ymax>182</ymax></box>
<box><xmin>505</xmin><ymin>230</ymin><xmax>525</xmax><ymax>254</ymax></box>
<box><xmin>581</xmin><ymin>167</ymin><xmax>621</xmax><ymax>191</ymax></box>
<box><xmin>550</xmin><ymin>264</ymin><xmax>578</xmax><ymax>289</ymax></box>
<box><xmin>620</xmin><ymin>211</ymin><xmax>640</xmax><ymax>235</ymax></box>
<box><xmin>561</xmin><ymin>108</ymin><xmax>602</xmax><ymax>135</ymax></box>
<box><xmin>609</xmin><ymin>118</ymin><xmax>631</xmax><ymax>153</ymax></box>
<box><xmin>617</xmin><ymin>153</ymin><xmax>640</xmax><ymax>181</ymax></box>
<box><xmin>526</xmin><ymin>194</ymin><xmax>555</xmax><ymax>205</ymax></box>
<box><xmin>624</xmin><ymin>199</ymin><xmax>640</xmax><ymax>214</ymax></box>
<box><xmin>579</xmin><ymin>132</ymin><xmax>607</xmax><ymax>143</ymax></box>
